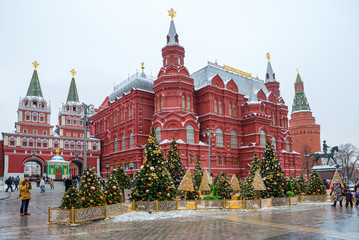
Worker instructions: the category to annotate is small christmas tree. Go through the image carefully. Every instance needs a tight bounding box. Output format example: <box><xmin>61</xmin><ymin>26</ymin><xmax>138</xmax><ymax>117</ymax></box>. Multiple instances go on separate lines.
<box><xmin>286</xmin><ymin>174</ymin><xmax>300</xmax><ymax>197</ymax></box>
<box><xmin>214</xmin><ymin>172</ymin><xmax>234</xmax><ymax>199</ymax></box>
<box><xmin>260</xmin><ymin>139</ymin><xmax>287</xmax><ymax>198</ymax></box>
<box><xmin>230</xmin><ymin>174</ymin><xmax>240</xmax><ymax>193</ymax></box>
<box><xmin>59</xmin><ymin>185</ymin><xmax>82</xmax><ymax>209</ymax></box>
<box><xmin>113</xmin><ymin>166</ymin><xmax>132</xmax><ymax>202</ymax></box>
<box><xmin>247</xmin><ymin>153</ymin><xmax>261</xmax><ymax>181</ymax></box>
<box><xmin>104</xmin><ymin>170</ymin><xmax>123</xmax><ymax>204</ymax></box>
<box><xmin>199</xmin><ymin>170</ymin><xmax>211</xmax><ymax>192</ymax></box>
<box><xmin>165</xmin><ymin>137</ymin><xmax>186</xmax><ymax>190</ymax></box>
<box><xmin>186</xmin><ymin>158</ymin><xmax>202</xmax><ymax>200</ymax></box>
<box><xmin>131</xmin><ymin>128</ymin><xmax>176</xmax><ymax>201</ymax></box>
<box><xmin>79</xmin><ymin>166</ymin><xmax>106</xmax><ymax>208</ymax></box>
<box><xmin>240</xmin><ymin>179</ymin><xmax>256</xmax><ymax>200</ymax></box>
<box><xmin>178</xmin><ymin>169</ymin><xmax>194</xmax><ymax>200</ymax></box>
<box><xmin>331</xmin><ymin>169</ymin><xmax>343</xmax><ymax>189</ymax></box>
<box><xmin>306</xmin><ymin>171</ymin><xmax>326</xmax><ymax>195</ymax></box>
<box><xmin>297</xmin><ymin>174</ymin><xmax>307</xmax><ymax>194</ymax></box>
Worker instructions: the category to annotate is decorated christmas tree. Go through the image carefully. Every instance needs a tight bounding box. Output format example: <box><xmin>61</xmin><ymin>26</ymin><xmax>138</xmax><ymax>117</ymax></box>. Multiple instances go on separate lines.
<box><xmin>260</xmin><ymin>139</ymin><xmax>287</xmax><ymax>198</ymax></box>
<box><xmin>79</xmin><ymin>166</ymin><xmax>106</xmax><ymax>208</ymax></box>
<box><xmin>199</xmin><ymin>170</ymin><xmax>211</xmax><ymax>192</ymax></box>
<box><xmin>178</xmin><ymin>169</ymin><xmax>195</xmax><ymax>200</ymax></box>
<box><xmin>240</xmin><ymin>179</ymin><xmax>256</xmax><ymax>200</ymax></box>
<box><xmin>297</xmin><ymin>174</ymin><xmax>307</xmax><ymax>194</ymax></box>
<box><xmin>214</xmin><ymin>172</ymin><xmax>234</xmax><ymax>199</ymax></box>
<box><xmin>59</xmin><ymin>185</ymin><xmax>82</xmax><ymax>209</ymax></box>
<box><xmin>113</xmin><ymin>166</ymin><xmax>132</xmax><ymax>202</ymax></box>
<box><xmin>331</xmin><ymin>169</ymin><xmax>343</xmax><ymax>189</ymax></box>
<box><xmin>306</xmin><ymin>171</ymin><xmax>326</xmax><ymax>195</ymax></box>
<box><xmin>131</xmin><ymin>128</ymin><xmax>176</xmax><ymax>201</ymax></box>
<box><xmin>186</xmin><ymin>158</ymin><xmax>202</xmax><ymax>200</ymax></box>
<box><xmin>165</xmin><ymin>137</ymin><xmax>186</xmax><ymax>189</ymax></box>
<box><xmin>286</xmin><ymin>174</ymin><xmax>300</xmax><ymax>196</ymax></box>
<box><xmin>247</xmin><ymin>153</ymin><xmax>261</xmax><ymax>181</ymax></box>
<box><xmin>230</xmin><ymin>174</ymin><xmax>241</xmax><ymax>193</ymax></box>
<box><xmin>103</xmin><ymin>170</ymin><xmax>123</xmax><ymax>204</ymax></box>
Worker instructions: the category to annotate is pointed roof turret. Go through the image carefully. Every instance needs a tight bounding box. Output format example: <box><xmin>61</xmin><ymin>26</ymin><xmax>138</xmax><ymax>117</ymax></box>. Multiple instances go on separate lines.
<box><xmin>292</xmin><ymin>69</ymin><xmax>311</xmax><ymax>113</ymax></box>
<box><xmin>265</xmin><ymin>53</ymin><xmax>276</xmax><ymax>83</ymax></box>
<box><xmin>26</xmin><ymin>61</ymin><xmax>43</xmax><ymax>97</ymax></box>
<box><xmin>166</xmin><ymin>8</ymin><xmax>179</xmax><ymax>46</ymax></box>
<box><xmin>248</xmin><ymin>82</ymin><xmax>258</xmax><ymax>102</ymax></box>
<box><xmin>66</xmin><ymin>69</ymin><xmax>79</xmax><ymax>103</ymax></box>
<box><xmin>140</xmin><ymin>62</ymin><xmax>147</xmax><ymax>78</ymax></box>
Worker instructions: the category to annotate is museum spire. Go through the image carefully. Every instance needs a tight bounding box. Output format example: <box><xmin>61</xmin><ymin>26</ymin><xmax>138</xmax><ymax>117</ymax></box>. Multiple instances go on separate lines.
<box><xmin>66</xmin><ymin>69</ymin><xmax>80</xmax><ymax>103</ymax></box>
<box><xmin>26</xmin><ymin>61</ymin><xmax>43</xmax><ymax>98</ymax></box>
<box><xmin>265</xmin><ymin>52</ymin><xmax>276</xmax><ymax>83</ymax></box>
<box><xmin>166</xmin><ymin>8</ymin><xmax>179</xmax><ymax>46</ymax></box>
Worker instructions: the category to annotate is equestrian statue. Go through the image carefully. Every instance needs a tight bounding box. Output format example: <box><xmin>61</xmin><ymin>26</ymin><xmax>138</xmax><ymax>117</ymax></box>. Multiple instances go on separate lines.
<box><xmin>305</xmin><ymin>140</ymin><xmax>339</xmax><ymax>166</ymax></box>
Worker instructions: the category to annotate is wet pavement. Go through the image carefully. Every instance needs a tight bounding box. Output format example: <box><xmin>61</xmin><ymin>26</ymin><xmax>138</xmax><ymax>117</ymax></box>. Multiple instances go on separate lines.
<box><xmin>1</xmin><ymin>183</ymin><xmax>359</xmax><ymax>240</ymax></box>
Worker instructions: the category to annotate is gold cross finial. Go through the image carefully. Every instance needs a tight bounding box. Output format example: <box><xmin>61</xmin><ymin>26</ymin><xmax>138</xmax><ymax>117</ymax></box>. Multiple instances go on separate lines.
<box><xmin>70</xmin><ymin>69</ymin><xmax>76</xmax><ymax>78</ymax></box>
<box><xmin>266</xmin><ymin>52</ymin><xmax>271</xmax><ymax>62</ymax></box>
<box><xmin>55</xmin><ymin>149</ymin><xmax>59</xmax><ymax>155</ymax></box>
<box><xmin>296</xmin><ymin>68</ymin><xmax>299</xmax><ymax>74</ymax></box>
<box><xmin>168</xmin><ymin>8</ymin><xmax>176</xmax><ymax>21</ymax></box>
<box><xmin>141</xmin><ymin>62</ymin><xmax>145</xmax><ymax>72</ymax></box>
<box><xmin>32</xmin><ymin>61</ymin><xmax>39</xmax><ymax>70</ymax></box>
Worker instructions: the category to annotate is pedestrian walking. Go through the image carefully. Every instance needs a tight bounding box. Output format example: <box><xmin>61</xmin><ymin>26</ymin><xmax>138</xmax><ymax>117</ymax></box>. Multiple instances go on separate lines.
<box><xmin>330</xmin><ymin>179</ymin><xmax>344</xmax><ymax>207</ymax></box>
<box><xmin>19</xmin><ymin>179</ymin><xmax>32</xmax><ymax>216</ymax></box>
<box><xmin>50</xmin><ymin>179</ymin><xmax>54</xmax><ymax>189</ymax></box>
<box><xmin>40</xmin><ymin>178</ymin><xmax>45</xmax><ymax>193</ymax></box>
<box><xmin>14</xmin><ymin>177</ymin><xmax>19</xmax><ymax>191</ymax></box>
<box><xmin>65</xmin><ymin>177</ymin><xmax>72</xmax><ymax>191</ymax></box>
<box><xmin>344</xmin><ymin>189</ymin><xmax>353</xmax><ymax>207</ymax></box>
<box><xmin>355</xmin><ymin>189</ymin><xmax>359</xmax><ymax>207</ymax></box>
<box><xmin>5</xmin><ymin>177</ymin><xmax>14</xmax><ymax>192</ymax></box>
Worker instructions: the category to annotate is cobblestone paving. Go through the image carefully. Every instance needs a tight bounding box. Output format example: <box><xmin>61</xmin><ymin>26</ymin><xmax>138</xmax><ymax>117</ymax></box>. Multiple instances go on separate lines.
<box><xmin>1</xmin><ymin>184</ymin><xmax>358</xmax><ymax>240</ymax></box>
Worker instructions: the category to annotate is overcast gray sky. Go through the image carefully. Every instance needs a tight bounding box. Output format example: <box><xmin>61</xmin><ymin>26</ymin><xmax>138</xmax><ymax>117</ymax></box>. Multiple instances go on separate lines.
<box><xmin>1</xmin><ymin>0</ymin><xmax>358</xmax><ymax>149</ymax></box>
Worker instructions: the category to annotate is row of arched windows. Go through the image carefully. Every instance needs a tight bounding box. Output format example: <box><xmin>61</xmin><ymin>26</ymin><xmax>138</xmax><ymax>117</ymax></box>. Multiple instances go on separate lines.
<box><xmin>260</xmin><ymin>130</ymin><xmax>291</xmax><ymax>151</ymax></box>
<box><xmin>182</xmin><ymin>95</ymin><xmax>191</xmax><ymax>111</ymax></box>
<box><xmin>25</xmin><ymin>112</ymin><xmax>45</xmax><ymax>123</ymax></box>
<box><xmin>66</xmin><ymin>116</ymin><xmax>83</xmax><ymax>126</ymax></box>
<box><xmin>213</xmin><ymin>101</ymin><xmax>236</xmax><ymax>117</ymax></box>
<box><xmin>114</xmin><ymin>133</ymin><xmax>134</xmax><ymax>152</ymax></box>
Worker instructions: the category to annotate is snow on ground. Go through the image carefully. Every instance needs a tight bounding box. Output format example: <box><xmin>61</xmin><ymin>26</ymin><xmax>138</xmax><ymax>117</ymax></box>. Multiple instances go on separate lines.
<box><xmin>114</xmin><ymin>210</ymin><xmax>198</xmax><ymax>222</ymax></box>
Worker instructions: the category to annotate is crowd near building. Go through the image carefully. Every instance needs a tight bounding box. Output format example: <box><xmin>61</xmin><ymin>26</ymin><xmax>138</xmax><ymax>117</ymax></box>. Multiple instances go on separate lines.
<box><xmin>0</xmin><ymin>10</ymin><xmax>320</xmax><ymax>180</ymax></box>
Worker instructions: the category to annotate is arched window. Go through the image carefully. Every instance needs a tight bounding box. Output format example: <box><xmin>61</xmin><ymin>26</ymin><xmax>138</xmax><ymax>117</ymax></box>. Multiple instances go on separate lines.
<box><xmin>73</xmin><ymin>117</ymin><xmax>78</xmax><ymax>126</ymax></box>
<box><xmin>156</xmin><ymin>98</ymin><xmax>159</xmax><ymax>112</ymax></box>
<box><xmin>39</xmin><ymin>113</ymin><xmax>45</xmax><ymax>123</ymax></box>
<box><xmin>231</xmin><ymin>131</ymin><xmax>237</xmax><ymax>148</ymax></box>
<box><xmin>70</xmin><ymin>141</ymin><xmax>75</xmax><ymax>150</ymax></box>
<box><xmin>32</xmin><ymin>112</ymin><xmax>38</xmax><ymax>122</ymax></box>
<box><xmin>271</xmin><ymin>137</ymin><xmax>276</xmax><ymax>151</ymax></box>
<box><xmin>53</xmin><ymin>140</ymin><xmax>59</xmax><ymax>149</ymax></box>
<box><xmin>9</xmin><ymin>137</ymin><xmax>16</xmax><ymax>147</ymax></box>
<box><xmin>155</xmin><ymin>127</ymin><xmax>161</xmax><ymax>142</ymax></box>
<box><xmin>21</xmin><ymin>138</ymin><xmax>28</xmax><ymax>147</ymax></box>
<box><xmin>115</xmin><ymin>137</ymin><xmax>118</xmax><ymax>152</ymax></box>
<box><xmin>286</xmin><ymin>139</ymin><xmax>291</xmax><ymax>152</ymax></box>
<box><xmin>36</xmin><ymin>139</ymin><xmax>42</xmax><ymax>148</ymax></box>
<box><xmin>216</xmin><ymin>128</ymin><xmax>223</xmax><ymax>147</ymax></box>
<box><xmin>92</xmin><ymin>142</ymin><xmax>98</xmax><ymax>151</ymax></box>
<box><xmin>178</xmin><ymin>57</ymin><xmax>181</xmax><ymax>64</ymax></box>
<box><xmin>43</xmin><ymin>139</ymin><xmax>48</xmax><ymax>148</ymax></box>
<box><xmin>66</xmin><ymin>116</ymin><xmax>71</xmax><ymax>125</ymax></box>
<box><xmin>219</xmin><ymin>101</ymin><xmax>222</xmax><ymax>115</ymax></box>
<box><xmin>28</xmin><ymin>138</ymin><xmax>34</xmax><ymax>147</ymax></box>
<box><xmin>25</xmin><ymin>112</ymin><xmax>31</xmax><ymax>121</ymax></box>
<box><xmin>129</xmin><ymin>132</ymin><xmax>134</xmax><ymax>149</ymax></box>
<box><xmin>186</xmin><ymin>125</ymin><xmax>194</xmax><ymax>144</ymax></box>
<box><xmin>233</xmin><ymin>105</ymin><xmax>236</xmax><ymax>118</ymax></box>
<box><xmin>260</xmin><ymin>130</ymin><xmax>266</xmax><ymax>148</ymax></box>
<box><xmin>187</xmin><ymin>96</ymin><xmax>190</xmax><ymax>111</ymax></box>
<box><xmin>229</xmin><ymin>103</ymin><xmax>232</xmax><ymax>117</ymax></box>
<box><xmin>160</xmin><ymin>96</ymin><xmax>163</xmax><ymax>111</ymax></box>
<box><xmin>214</xmin><ymin>100</ymin><xmax>217</xmax><ymax>114</ymax></box>
<box><xmin>182</xmin><ymin>95</ymin><xmax>185</xmax><ymax>111</ymax></box>
<box><xmin>122</xmin><ymin>135</ymin><xmax>125</xmax><ymax>150</ymax></box>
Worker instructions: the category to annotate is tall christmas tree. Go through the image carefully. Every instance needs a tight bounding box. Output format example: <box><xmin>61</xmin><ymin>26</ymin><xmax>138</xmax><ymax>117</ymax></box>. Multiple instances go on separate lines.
<box><xmin>297</xmin><ymin>174</ymin><xmax>307</xmax><ymax>194</ymax></box>
<box><xmin>165</xmin><ymin>137</ymin><xmax>186</xmax><ymax>189</ymax></box>
<box><xmin>247</xmin><ymin>153</ymin><xmax>261</xmax><ymax>181</ymax></box>
<box><xmin>214</xmin><ymin>172</ymin><xmax>234</xmax><ymax>199</ymax></box>
<box><xmin>113</xmin><ymin>166</ymin><xmax>132</xmax><ymax>202</ymax></box>
<box><xmin>79</xmin><ymin>166</ymin><xmax>106</xmax><ymax>208</ymax></box>
<box><xmin>244</xmin><ymin>153</ymin><xmax>268</xmax><ymax>197</ymax></box>
<box><xmin>131</xmin><ymin>128</ymin><xmax>176</xmax><ymax>201</ymax></box>
<box><xmin>104</xmin><ymin>170</ymin><xmax>123</xmax><ymax>204</ymax></box>
<box><xmin>59</xmin><ymin>185</ymin><xmax>82</xmax><ymax>209</ymax></box>
<box><xmin>306</xmin><ymin>171</ymin><xmax>326</xmax><ymax>195</ymax></box>
<box><xmin>260</xmin><ymin>139</ymin><xmax>287</xmax><ymax>198</ymax></box>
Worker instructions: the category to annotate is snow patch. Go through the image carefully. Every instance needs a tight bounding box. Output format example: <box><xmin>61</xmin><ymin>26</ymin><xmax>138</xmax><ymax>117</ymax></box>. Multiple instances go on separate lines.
<box><xmin>114</xmin><ymin>210</ymin><xmax>196</xmax><ymax>222</ymax></box>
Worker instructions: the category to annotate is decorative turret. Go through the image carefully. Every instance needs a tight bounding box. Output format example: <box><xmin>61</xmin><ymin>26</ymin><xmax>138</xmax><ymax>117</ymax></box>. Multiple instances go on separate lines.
<box><xmin>248</xmin><ymin>83</ymin><xmax>258</xmax><ymax>102</ymax></box>
<box><xmin>166</xmin><ymin>8</ymin><xmax>179</xmax><ymax>46</ymax></box>
<box><xmin>66</xmin><ymin>69</ymin><xmax>80</xmax><ymax>103</ymax></box>
<box><xmin>26</xmin><ymin>61</ymin><xmax>43</xmax><ymax>98</ymax></box>
<box><xmin>264</xmin><ymin>53</ymin><xmax>280</xmax><ymax>98</ymax></box>
<box><xmin>292</xmin><ymin>69</ymin><xmax>311</xmax><ymax>113</ymax></box>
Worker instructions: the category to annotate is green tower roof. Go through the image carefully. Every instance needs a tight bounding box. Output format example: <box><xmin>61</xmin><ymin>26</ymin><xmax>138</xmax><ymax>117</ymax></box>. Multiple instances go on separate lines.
<box><xmin>26</xmin><ymin>70</ymin><xmax>43</xmax><ymax>98</ymax></box>
<box><xmin>292</xmin><ymin>72</ymin><xmax>311</xmax><ymax>113</ymax></box>
<box><xmin>66</xmin><ymin>77</ymin><xmax>79</xmax><ymax>103</ymax></box>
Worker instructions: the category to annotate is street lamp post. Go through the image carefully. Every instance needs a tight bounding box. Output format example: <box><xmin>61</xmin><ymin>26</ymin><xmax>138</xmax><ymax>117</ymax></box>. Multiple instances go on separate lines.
<box><xmin>82</xmin><ymin>103</ymin><xmax>94</xmax><ymax>174</ymax></box>
<box><xmin>202</xmin><ymin>128</ymin><xmax>215</xmax><ymax>177</ymax></box>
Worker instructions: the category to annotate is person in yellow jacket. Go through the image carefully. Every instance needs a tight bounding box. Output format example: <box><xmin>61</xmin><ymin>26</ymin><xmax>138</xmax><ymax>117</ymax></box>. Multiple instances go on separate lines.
<box><xmin>19</xmin><ymin>179</ymin><xmax>32</xmax><ymax>216</ymax></box>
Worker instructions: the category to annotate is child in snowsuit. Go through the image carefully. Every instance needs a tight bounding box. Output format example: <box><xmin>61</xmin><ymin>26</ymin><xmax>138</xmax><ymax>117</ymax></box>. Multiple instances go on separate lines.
<box><xmin>330</xmin><ymin>179</ymin><xmax>344</xmax><ymax>207</ymax></box>
<box><xmin>344</xmin><ymin>189</ymin><xmax>353</xmax><ymax>207</ymax></box>
<box><xmin>355</xmin><ymin>189</ymin><xmax>359</xmax><ymax>207</ymax></box>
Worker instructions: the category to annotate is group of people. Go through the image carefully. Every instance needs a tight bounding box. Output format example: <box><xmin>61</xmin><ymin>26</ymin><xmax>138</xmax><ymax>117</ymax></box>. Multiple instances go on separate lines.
<box><xmin>5</xmin><ymin>176</ymin><xmax>20</xmax><ymax>192</ymax></box>
<box><xmin>330</xmin><ymin>179</ymin><xmax>359</xmax><ymax>207</ymax></box>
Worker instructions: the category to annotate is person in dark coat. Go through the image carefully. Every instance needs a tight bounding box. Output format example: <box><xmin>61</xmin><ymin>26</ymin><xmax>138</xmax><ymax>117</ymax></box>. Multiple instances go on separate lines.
<box><xmin>65</xmin><ymin>177</ymin><xmax>72</xmax><ymax>191</ymax></box>
<box><xmin>14</xmin><ymin>177</ymin><xmax>20</xmax><ymax>191</ymax></box>
<box><xmin>5</xmin><ymin>177</ymin><xmax>14</xmax><ymax>192</ymax></box>
<box><xmin>344</xmin><ymin>189</ymin><xmax>354</xmax><ymax>207</ymax></box>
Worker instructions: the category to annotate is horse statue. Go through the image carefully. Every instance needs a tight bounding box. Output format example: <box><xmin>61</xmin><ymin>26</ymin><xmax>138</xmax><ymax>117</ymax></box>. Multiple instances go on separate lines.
<box><xmin>305</xmin><ymin>146</ymin><xmax>339</xmax><ymax>166</ymax></box>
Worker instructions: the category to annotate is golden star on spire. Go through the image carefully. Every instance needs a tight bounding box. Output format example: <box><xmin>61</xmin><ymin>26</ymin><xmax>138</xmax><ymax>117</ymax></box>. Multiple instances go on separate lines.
<box><xmin>168</xmin><ymin>8</ymin><xmax>176</xmax><ymax>21</ymax></box>
<box><xmin>296</xmin><ymin>68</ymin><xmax>299</xmax><ymax>74</ymax></box>
<box><xmin>55</xmin><ymin>149</ymin><xmax>59</xmax><ymax>155</ymax></box>
<box><xmin>32</xmin><ymin>61</ymin><xmax>39</xmax><ymax>70</ymax></box>
<box><xmin>141</xmin><ymin>62</ymin><xmax>145</xmax><ymax>72</ymax></box>
<box><xmin>266</xmin><ymin>52</ymin><xmax>271</xmax><ymax>62</ymax></box>
<box><xmin>70</xmin><ymin>69</ymin><xmax>76</xmax><ymax>78</ymax></box>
